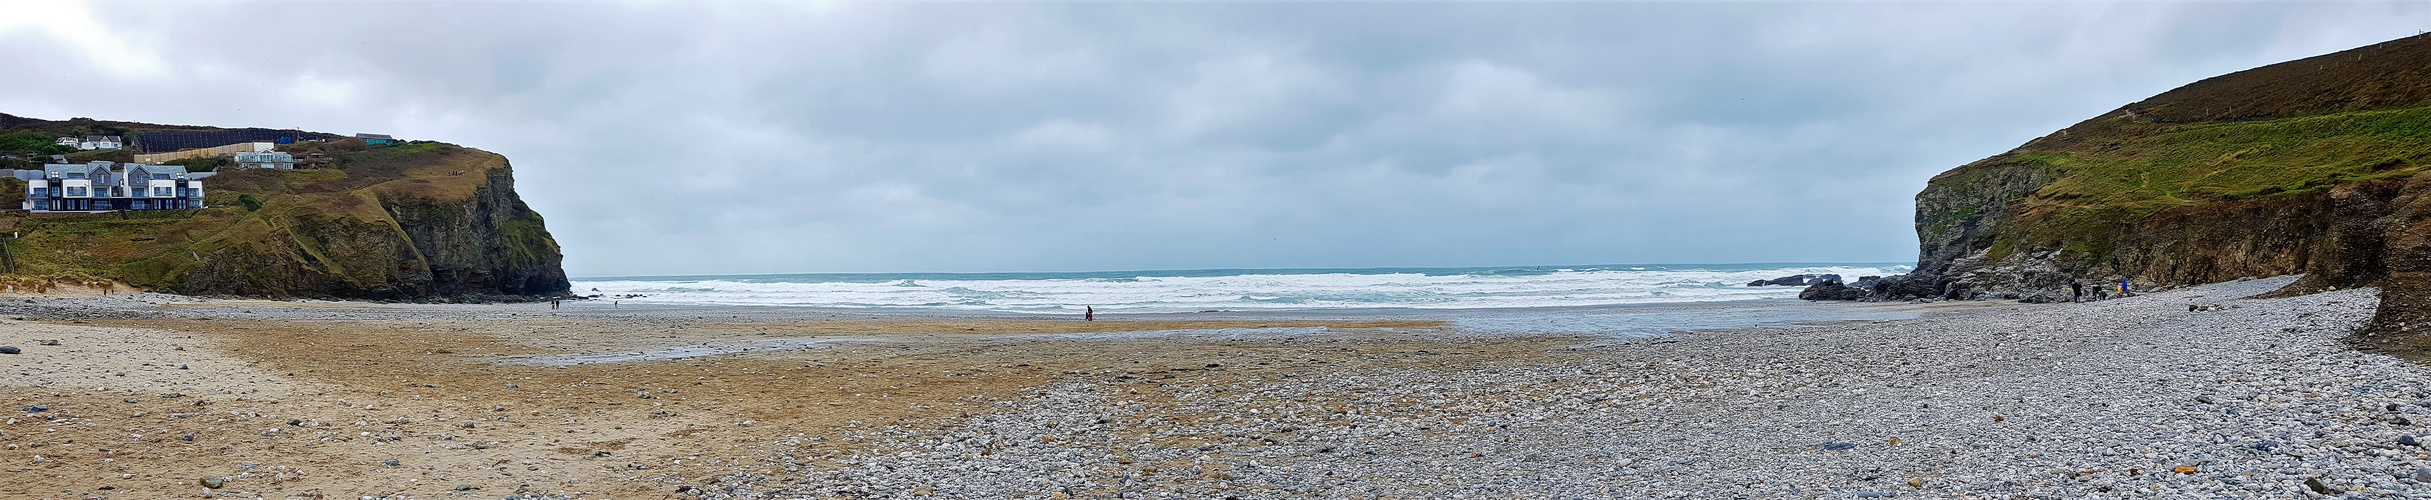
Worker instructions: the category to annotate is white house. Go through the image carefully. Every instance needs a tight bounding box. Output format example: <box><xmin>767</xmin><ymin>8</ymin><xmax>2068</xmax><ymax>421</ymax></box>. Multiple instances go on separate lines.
<box><xmin>13</xmin><ymin>161</ymin><xmax>209</xmax><ymax>212</ymax></box>
<box><xmin>76</xmin><ymin>135</ymin><xmax>122</xmax><ymax>150</ymax></box>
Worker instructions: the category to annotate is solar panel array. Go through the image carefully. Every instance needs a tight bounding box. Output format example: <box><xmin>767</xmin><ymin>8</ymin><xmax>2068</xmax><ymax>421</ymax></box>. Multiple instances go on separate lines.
<box><xmin>131</xmin><ymin>129</ymin><xmax>339</xmax><ymax>153</ymax></box>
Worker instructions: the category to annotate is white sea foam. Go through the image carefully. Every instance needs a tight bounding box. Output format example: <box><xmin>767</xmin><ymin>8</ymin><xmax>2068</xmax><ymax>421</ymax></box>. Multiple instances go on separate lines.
<box><xmin>572</xmin><ymin>264</ymin><xmax>1909</xmax><ymax>314</ymax></box>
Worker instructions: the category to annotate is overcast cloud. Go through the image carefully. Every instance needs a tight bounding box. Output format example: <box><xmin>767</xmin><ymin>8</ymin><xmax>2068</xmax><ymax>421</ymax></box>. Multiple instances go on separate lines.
<box><xmin>0</xmin><ymin>2</ymin><xmax>2423</xmax><ymax>276</ymax></box>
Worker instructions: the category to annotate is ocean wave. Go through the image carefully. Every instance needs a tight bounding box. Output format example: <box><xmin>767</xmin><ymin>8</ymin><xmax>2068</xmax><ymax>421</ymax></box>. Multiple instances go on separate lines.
<box><xmin>571</xmin><ymin>264</ymin><xmax>1910</xmax><ymax>313</ymax></box>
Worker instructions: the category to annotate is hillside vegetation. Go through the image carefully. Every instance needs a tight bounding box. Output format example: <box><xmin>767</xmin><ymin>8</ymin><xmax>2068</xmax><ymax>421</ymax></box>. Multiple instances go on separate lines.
<box><xmin>0</xmin><ymin>115</ymin><xmax>568</xmax><ymax>300</ymax></box>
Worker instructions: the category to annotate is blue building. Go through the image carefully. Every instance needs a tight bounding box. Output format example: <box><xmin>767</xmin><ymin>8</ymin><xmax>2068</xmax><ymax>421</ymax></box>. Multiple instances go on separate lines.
<box><xmin>13</xmin><ymin>162</ymin><xmax>211</xmax><ymax>212</ymax></box>
<box><xmin>355</xmin><ymin>133</ymin><xmax>399</xmax><ymax>146</ymax></box>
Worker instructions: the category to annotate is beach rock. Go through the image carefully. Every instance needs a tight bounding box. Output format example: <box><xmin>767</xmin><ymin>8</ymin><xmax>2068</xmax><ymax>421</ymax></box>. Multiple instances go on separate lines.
<box><xmin>1820</xmin><ymin>442</ymin><xmax>1857</xmax><ymax>451</ymax></box>
<box><xmin>199</xmin><ymin>476</ymin><xmax>226</xmax><ymax>489</ymax></box>
<box><xmin>33</xmin><ymin>339</ymin><xmax>58</xmax><ymax>346</ymax></box>
<box><xmin>1800</xmin><ymin>281</ymin><xmax>1870</xmax><ymax>301</ymax></box>
<box><xmin>0</xmin><ymin>346</ymin><xmax>16</xmax><ymax>354</ymax></box>
<box><xmin>2413</xmin><ymin>468</ymin><xmax>2431</xmax><ymax>483</ymax></box>
<box><xmin>2305</xmin><ymin>478</ymin><xmax>2338</xmax><ymax>494</ymax></box>
<box><xmin>1753</xmin><ymin>275</ymin><xmax>1824</xmax><ymax>286</ymax></box>
<box><xmin>383</xmin><ymin>458</ymin><xmax>401</xmax><ymax>467</ymax></box>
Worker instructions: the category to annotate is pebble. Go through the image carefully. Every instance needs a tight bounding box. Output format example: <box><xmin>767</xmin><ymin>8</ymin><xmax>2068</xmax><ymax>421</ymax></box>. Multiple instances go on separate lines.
<box><xmin>0</xmin><ymin>346</ymin><xmax>17</xmax><ymax>354</ymax></box>
<box><xmin>685</xmin><ymin>277</ymin><xmax>2431</xmax><ymax>498</ymax></box>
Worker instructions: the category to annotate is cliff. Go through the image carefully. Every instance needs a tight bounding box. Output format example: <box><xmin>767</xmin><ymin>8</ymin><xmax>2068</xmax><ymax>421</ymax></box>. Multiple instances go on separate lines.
<box><xmin>0</xmin><ymin>116</ymin><xmax>569</xmax><ymax>300</ymax></box>
<box><xmin>1866</xmin><ymin>33</ymin><xmax>2431</xmax><ymax>347</ymax></box>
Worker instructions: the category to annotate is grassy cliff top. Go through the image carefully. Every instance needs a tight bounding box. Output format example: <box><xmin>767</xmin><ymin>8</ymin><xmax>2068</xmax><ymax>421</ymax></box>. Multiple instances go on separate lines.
<box><xmin>1924</xmin><ymin>34</ymin><xmax>2431</xmax><ymax>259</ymax></box>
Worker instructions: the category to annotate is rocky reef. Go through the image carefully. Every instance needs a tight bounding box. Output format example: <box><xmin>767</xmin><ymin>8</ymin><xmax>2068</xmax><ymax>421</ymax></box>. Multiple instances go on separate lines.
<box><xmin>0</xmin><ymin>116</ymin><xmax>569</xmax><ymax>300</ymax></box>
<box><xmin>1840</xmin><ymin>34</ymin><xmax>2431</xmax><ymax>348</ymax></box>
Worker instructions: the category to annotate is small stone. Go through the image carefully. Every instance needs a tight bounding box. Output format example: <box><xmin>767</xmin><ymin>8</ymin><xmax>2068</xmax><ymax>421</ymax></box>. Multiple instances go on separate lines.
<box><xmin>0</xmin><ymin>347</ymin><xmax>17</xmax><ymax>355</ymax></box>
<box><xmin>455</xmin><ymin>483</ymin><xmax>474</xmax><ymax>491</ymax></box>
<box><xmin>33</xmin><ymin>339</ymin><xmax>57</xmax><ymax>346</ymax></box>
<box><xmin>382</xmin><ymin>458</ymin><xmax>400</xmax><ymax>467</ymax></box>
<box><xmin>2249</xmin><ymin>440</ymin><xmax>2277</xmax><ymax>451</ymax></box>
<box><xmin>2173</xmin><ymin>465</ymin><xmax>2197</xmax><ymax>474</ymax></box>
<box><xmin>1821</xmin><ymin>442</ymin><xmax>1857</xmax><ymax>451</ymax></box>
<box><xmin>123</xmin><ymin>398</ymin><xmax>138</xmax><ymax>403</ymax></box>
<box><xmin>21</xmin><ymin>405</ymin><xmax>45</xmax><ymax>412</ymax></box>
<box><xmin>912</xmin><ymin>485</ymin><xmax>934</xmax><ymax>496</ymax></box>
<box><xmin>2306</xmin><ymin>478</ymin><xmax>2338</xmax><ymax>494</ymax></box>
<box><xmin>2412</xmin><ymin>468</ymin><xmax>2431</xmax><ymax>483</ymax></box>
<box><xmin>2402</xmin><ymin>435</ymin><xmax>2420</xmax><ymax>446</ymax></box>
<box><xmin>179</xmin><ymin>433</ymin><xmax>194</xmax><ymax>441</ymax></box>
<box><xmin>199</xmin><ymin>476</ymin><xmax>227</xmax><ymax>489</ymax></box>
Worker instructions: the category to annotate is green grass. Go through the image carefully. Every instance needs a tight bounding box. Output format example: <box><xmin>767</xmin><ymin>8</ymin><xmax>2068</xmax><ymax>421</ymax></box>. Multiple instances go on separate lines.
<box><xmin>1937</xmin><ymin>106</ymin><xmax>2431</xmax><ymax>265</ymax></box>
<box><xmin>2016</xmin><ymin>107</ymin><xmax>2431</xmax><ymax>215</ymax></box>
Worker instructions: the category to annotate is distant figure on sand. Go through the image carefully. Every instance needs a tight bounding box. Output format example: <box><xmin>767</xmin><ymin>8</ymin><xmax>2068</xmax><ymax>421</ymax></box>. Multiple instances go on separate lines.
<box><xmin>1085</xmin><ymin>306</ymin><xmax>1095</xmax><ymax>321</ymax></box>
<box><xmin>2071</xmin><ymin>282</ymin><xmax>2083</xmax><ymax>302</ymax></box>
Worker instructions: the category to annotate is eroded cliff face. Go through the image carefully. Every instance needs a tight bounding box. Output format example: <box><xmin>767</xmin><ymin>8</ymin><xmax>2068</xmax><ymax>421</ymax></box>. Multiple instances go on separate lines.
<box><xmin>1881</xmin><ymin>176</ymin><xmax>2380</xmax><ymax>303</ymax></box>
<box><xmin>168</xmin><ymin>163</ymin><xmax>569</xmax><ymax>299</ymax></box>
<box><xmin>1865</xmin><ymin>33</ymin><xmax>2431</xmax><ymax>348</ymax></box>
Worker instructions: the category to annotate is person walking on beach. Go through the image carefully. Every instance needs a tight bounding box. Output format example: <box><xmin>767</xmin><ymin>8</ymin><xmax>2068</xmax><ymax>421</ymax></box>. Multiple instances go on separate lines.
<box><xmin>2071</xmin><ymin>282</ymin><xmax>2083</xmax><ymax>302</ymax></box>
<box><xmin>1085</xmin><ymin>306</ymin><xmax>1095</xmax><ymax>321</ymax></box>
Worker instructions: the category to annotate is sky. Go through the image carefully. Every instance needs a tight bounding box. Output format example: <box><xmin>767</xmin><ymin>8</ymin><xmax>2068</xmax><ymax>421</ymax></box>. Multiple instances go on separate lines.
<box><xmin>0</xmin><ymin>2</ymin><xmax>2425</xmax><ymax>276</ymax></box>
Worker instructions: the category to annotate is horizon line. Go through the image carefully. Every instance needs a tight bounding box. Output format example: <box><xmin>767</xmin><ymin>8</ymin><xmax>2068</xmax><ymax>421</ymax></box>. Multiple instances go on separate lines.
<box><xmin>570</xmin><ymin>261</ymin><xmax>1917</xmax><ymax>281</ymax></box>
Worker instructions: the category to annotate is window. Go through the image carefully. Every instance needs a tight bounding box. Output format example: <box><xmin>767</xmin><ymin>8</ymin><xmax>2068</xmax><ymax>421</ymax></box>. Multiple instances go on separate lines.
<box><xmin>62</xmin><ymin>172</ymin><xmax>83</xmax><ymax>179</ymax></box>
<box><xmin>154</xmin><ymin>187</ymin><xmax>172</xmax><ymax>197</ymax></box>
<box><xmin>30</xmin><ymin>188</ymin><xmax>45</xmax><ymax>198</ymax></box>
<box><xmin>66</xmin><ymin>187</ymin><xmax>86</xmax><ymax>197</ymax></box>
<box><xmin>131</xmin><ymin>201</ymin><xmax>146</xmax><ymax>210</ymax></box>
<box><xmin>153</xmin><ymin>174</ymin><xmax>169</xmax><ymax>180</ymax></box>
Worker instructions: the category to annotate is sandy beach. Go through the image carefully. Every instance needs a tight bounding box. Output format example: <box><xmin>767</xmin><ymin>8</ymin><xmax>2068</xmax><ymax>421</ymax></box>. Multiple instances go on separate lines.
<box><xmin>3</xmin><ymin>277</ymin><xmax>2427</xmax><ymax>498</ymax></box>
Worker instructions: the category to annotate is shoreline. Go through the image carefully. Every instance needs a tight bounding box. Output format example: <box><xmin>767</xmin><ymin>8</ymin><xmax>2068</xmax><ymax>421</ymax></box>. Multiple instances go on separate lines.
<box><xmin>4</xmin><ymin>277</ymin><xmax>2425</xmax><ymax>498</ymax></box>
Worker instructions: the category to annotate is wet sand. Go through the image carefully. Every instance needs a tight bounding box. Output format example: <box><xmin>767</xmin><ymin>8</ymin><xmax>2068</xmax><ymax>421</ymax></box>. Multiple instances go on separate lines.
<box><xmin>0</xmin><ymin>297</ymin><xmax>1524</xmax><ymax>499</ymax></box>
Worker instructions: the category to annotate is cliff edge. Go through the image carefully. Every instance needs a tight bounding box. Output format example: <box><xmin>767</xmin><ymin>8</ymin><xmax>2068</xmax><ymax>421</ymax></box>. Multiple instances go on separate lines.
<box><xmin>0</xmin><ymin>115</ymin><xmax>569</xmax><ymax>300</ymax></box>
<box><xmin>1866</xmin><ymin>33</ymin><xmax>2431</xmax><ymax>348</ymax></box>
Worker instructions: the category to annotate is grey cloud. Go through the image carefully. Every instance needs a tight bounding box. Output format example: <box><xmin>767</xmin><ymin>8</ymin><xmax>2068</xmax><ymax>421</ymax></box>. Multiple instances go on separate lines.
<box><xmin>1</xmin><ymin>2</ymin><xmax>2424</xmax><ymax>275</ymax></box>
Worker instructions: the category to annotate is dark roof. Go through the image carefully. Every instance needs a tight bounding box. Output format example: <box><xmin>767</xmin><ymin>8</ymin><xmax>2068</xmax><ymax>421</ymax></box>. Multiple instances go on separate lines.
<box><xmin>84</xmin><ymin>135</ymin><xmax>121</xmax><ymax>142</ymax></box>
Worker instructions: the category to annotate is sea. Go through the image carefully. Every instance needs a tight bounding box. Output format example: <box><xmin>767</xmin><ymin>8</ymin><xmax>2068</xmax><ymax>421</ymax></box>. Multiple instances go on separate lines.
<box><xmin>570</xmin><ymin>263</ymin><xmax>1922</xmax><ymax>337</ymax></box>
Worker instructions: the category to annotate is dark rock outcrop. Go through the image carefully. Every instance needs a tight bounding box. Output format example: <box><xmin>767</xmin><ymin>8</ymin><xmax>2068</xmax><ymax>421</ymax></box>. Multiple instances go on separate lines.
<box><xmin>1753</xmin><ymin>274</ymin><xmax>1840</xmax><ymax>287</ymax></box>
<box><xmin>1799</xmin><ymin>280</ymin><xmax>1871</xmax><ymax>301</ymax></box>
